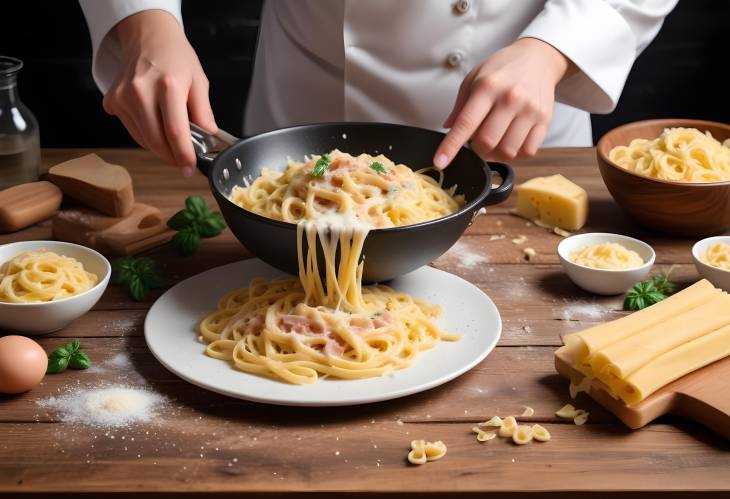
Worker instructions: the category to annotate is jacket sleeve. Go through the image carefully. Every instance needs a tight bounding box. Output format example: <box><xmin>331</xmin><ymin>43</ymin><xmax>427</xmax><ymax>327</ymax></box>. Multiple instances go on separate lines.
<box><xmin>78</xmin><ymin>0</ymin><xmax>183</xmax><ymax>93</ymax></box>
<box><xmin>519</xmin><ymin>0</ymin><xmax>677</xmax><ymax>113</ymax></box>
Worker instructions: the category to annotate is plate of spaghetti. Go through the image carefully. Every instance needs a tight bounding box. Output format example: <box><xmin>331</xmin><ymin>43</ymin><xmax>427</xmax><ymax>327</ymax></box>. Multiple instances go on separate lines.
<box><xmin>145</xmin><ymin>149</ymin><xmax>501</xmax><ymax>405</ymax></box>
<box><xmin>145</xmin><ymin>258</ymin><xmax>500</xmax><ymax>406</ymax></box>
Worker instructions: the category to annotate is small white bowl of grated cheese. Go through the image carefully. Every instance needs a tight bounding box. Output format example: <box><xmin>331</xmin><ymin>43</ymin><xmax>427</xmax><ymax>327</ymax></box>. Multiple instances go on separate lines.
<box><xmin>558</xmin><ymin>233</ymin><xmax>655</xmax><ymax>295</ymax></box>
<box><xmin>692</xmin><ymin>236</ymin><xmax>730</xmax><ymax>292</ymax></box>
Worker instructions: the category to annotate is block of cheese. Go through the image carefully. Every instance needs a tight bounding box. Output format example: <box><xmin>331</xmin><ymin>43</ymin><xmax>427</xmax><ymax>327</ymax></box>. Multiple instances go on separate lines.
<box><xmin>52</xmin><ymin>203</ymin><xmax>172</xmax><ymax>256</ymax></box>
<box><xmin>516</xmin><ymin>174</ymin><xmax>588</xmax><ymax>231</ymax></box>
<box><xmin>47</xmin><ymin>154</ymin><xmax>134</xmax><ymax>216</ymax></box>
<box><xmin>0</xmin><ymin>181</ymin><xmax>62</xmax><ymax>232</ymax></box>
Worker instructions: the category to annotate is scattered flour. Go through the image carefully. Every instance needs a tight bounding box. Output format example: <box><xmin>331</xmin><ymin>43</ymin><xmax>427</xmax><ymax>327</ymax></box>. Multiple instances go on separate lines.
<box><xmin>561</xmin><ymin>301</ymin><xmax>610</xmax><ymax>321</ymax></box>
<box><xmin>86</xmin><ymin>352</ymin><xmax>133</xmax><ymax>374</ymax></box>
<box><xmin>108</xmin><ymin>353</ymin><xmax>132</xmax><ymax>369</ymax></box>
<box><xmin>38</xmin><ymin>385</ymin><xmax>167</xmax><ymax>427</ymax></box>
<box><xmin>446</xmin><ymin>241</ymin><xmax>489</xmax><ymax>269</ymax></box>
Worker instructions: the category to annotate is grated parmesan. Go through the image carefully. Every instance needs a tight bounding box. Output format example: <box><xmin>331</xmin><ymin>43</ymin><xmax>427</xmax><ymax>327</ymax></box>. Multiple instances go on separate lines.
<box><xmin>38</xmin><ymin>385</ymin><xmax>167</xmax><ymax>427</ymax></box>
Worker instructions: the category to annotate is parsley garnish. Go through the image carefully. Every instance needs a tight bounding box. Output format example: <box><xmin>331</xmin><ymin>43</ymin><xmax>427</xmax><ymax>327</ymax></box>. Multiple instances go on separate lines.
<box><xmin>111</xmin><ymin>256</ymin><xmax>162</xmax><ymax>301</ymax></box>
<box><xmin>649</xmin><ymin>272</ymin><xmax>676</xmax><ymax>295</ymax></box>
<box><xmin>47</xmin><ymin>339</ymin><xmax>91</xmax><ymax>373</ymax></box>
<box><xmin>369</xmin><ymin>161</ymin><xmax>387</xmax><ymax>175</ymax></box>
<box><xmin>167</xmin><ymin>195</ymin><xmax>226</xmax><ymax>256</ymax></box>
<box><xmin>623</xmin><ymin>272</ymin><xmax>676</xmax><ymax>311</ymax></box>
<box><xmin>312</xmin><ymin>154</ymin><xmax>331</xmax><ymax>177</ymax></box>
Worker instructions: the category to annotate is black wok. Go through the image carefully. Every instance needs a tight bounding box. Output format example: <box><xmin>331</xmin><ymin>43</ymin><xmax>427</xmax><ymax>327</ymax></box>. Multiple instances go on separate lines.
<box><xmin>191</xmin><ymin>122</ymin><xmax>514</xmax><ymax>282</ymax></box>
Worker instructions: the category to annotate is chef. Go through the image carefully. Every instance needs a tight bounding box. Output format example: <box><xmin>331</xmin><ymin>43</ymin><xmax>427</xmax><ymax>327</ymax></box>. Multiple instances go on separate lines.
<box><xmin>79</xmin><ymin>0</ymin><xmax>677</xmax><ymax>176</ymax></box>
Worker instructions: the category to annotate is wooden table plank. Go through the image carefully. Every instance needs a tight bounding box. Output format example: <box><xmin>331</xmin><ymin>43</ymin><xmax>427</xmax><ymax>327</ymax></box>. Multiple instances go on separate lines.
<box><xmin>1</xmin><ymin>420</ymin><xmax>727</xmax><ymax>493</ymax></box>
<box><xmin>0</xmin><ymin>147</ymin><xmax>727</xmax><ymax>496</ymax></box>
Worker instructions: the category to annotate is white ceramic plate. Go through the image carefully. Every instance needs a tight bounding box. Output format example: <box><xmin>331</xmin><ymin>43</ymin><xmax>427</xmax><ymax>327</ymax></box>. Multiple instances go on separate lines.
<box><xmin>144</xmin><ymin>259</ymin><xmax>501</xmax><ymax>406</ymax></box>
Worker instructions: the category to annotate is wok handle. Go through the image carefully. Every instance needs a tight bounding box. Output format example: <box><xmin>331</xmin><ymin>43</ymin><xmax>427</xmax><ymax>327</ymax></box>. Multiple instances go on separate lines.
<box><xmin>190</xmin><ymin>122</ymin><xmax>238</xmax><ymax>177</ymax></box>
<box><xmin>482</xmin><ymin>162</ymin><xmax>514</xmax><ymax>206</ymax></box>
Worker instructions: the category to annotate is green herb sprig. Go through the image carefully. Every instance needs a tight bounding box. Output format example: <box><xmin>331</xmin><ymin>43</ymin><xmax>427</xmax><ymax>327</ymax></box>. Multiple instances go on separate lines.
<box><xmin>47</xmin><ymin>339</ymin><xmax>91</xmax><ymax>374</ymax></box>
<box><xmin>369</xmin><ymin>161</ymin><xmax>387</xmax><ymax>175</ymax></box>
<box><xmin>167</xmin><ymin>195</ymin><xmax>226</xmax><ymax>255</ymax></box>
<box><xmin>623</xmin><ymin>272</ymin><xmax>676</xmax><ymax>311</ymax></box>
<box><xmin>312</xmin><ymin>153</ymin><xmax>332</xmax><ymax>177</ymax></box>
<box><xmin>111</xmin><ymin>256</ymin><xmax>162</xmax><ymax>301</ymax></box>
<box><xmin>649</xmin><ymin>272</ymin><xmax>676</xmax><ymax>295</ymax></box>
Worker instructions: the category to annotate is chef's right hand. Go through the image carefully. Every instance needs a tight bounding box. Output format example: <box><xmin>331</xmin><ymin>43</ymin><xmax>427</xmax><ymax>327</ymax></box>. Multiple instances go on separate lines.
<box><xmin>105</xmin><ymin>9</ymin><xmax>217</xmax><ymax>175</ymax></box>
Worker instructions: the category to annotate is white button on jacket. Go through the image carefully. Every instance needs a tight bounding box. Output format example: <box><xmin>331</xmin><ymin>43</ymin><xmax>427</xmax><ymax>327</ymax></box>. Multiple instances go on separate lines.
<box><xmin>79</xmin><ymin>0</ymin><xmax>677</xmax><ymax>146</ymax></box>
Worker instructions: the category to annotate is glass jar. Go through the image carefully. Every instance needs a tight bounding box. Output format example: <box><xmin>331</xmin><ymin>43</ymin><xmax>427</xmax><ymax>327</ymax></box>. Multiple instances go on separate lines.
<box><xmin>0</xmin><ymin>56</ymin><xmax>40</xmax><ymax>189</ymax></box>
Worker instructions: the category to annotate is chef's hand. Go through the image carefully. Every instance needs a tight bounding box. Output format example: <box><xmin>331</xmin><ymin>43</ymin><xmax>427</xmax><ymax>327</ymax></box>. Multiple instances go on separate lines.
<box><xmin>104</xmin><ymin>10</ymin><xmax>217</xmax><ymax>175</ymax></box>
<box><xmin>434</xmin><ymin>38</ymin><xmax>572</xmax><ymax>169</ymax></box>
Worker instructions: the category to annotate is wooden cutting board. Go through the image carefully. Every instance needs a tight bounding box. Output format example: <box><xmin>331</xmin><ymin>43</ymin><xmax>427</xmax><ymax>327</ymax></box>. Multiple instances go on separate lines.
<box><xmin>554</xmin><ymin>346</ymin><xmax>730</xmax><ymax>439</ymax></box>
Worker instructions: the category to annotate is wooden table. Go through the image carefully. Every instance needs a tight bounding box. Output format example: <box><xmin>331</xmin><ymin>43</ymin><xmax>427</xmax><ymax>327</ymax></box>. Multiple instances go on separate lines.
<box><xmin>1</xmin><ymin>148</ymin><xmax>728</xmax><ymax>498</ymax></box>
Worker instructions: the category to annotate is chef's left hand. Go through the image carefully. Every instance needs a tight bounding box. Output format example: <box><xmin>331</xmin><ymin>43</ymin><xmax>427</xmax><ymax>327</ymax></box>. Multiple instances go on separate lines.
<box><xmin>434</xmin><ymin>38</ymin><xmax>572</xmax><ymax>168</ymax></box>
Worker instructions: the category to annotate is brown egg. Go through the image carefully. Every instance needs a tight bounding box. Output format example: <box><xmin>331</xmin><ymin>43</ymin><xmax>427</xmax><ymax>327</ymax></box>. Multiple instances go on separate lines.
<box><xmin>0</xmin><ymin>335</ymin><xmax>48</xmax><ymax>394</ymax></box>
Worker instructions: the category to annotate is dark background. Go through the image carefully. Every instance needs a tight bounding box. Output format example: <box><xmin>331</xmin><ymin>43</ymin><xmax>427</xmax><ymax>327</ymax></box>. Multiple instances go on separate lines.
<box><xmin>2</xmin><ymin>0</ymin><xmax>728</xmax><ymax>147</ymax></box>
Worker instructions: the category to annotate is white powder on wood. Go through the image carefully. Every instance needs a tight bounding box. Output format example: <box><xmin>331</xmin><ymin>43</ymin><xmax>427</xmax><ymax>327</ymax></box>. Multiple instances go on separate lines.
<box><xmin>445</xmin><ymin>241</ymin><xmax>488</xmax><ymax>269</ymax></box>
<box><xmin>561</xmin><ymin>301</ymin><xmax>610</xmax><ymax>321</ymax></box>
<box><xmin>108</xmin><ymin>352</ymin><xmax>132</xmax><ymax>369</ymax></box>
<box><xmin>38</xmin><ymin>385</ymin><xmax>167</xmax><ymax>427</ymax></box>
<box><xmin>85</xmin><ymin>352</ymin><xmax>133</xmax><ymax>374</ymax></box>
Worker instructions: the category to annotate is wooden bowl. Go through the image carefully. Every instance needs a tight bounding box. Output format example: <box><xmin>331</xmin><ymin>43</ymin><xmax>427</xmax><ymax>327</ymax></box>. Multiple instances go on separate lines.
<box><xmin>596</xmin><ymin>119</ymin><xmax>730</xmax><ymax>237</ymax></box>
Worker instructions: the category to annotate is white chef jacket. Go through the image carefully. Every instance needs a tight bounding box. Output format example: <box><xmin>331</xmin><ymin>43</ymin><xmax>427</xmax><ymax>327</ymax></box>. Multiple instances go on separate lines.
<box><xmin>79</xmin><ymin>0</ymin><xmax>677</xmax><ymax>146</ymax></box>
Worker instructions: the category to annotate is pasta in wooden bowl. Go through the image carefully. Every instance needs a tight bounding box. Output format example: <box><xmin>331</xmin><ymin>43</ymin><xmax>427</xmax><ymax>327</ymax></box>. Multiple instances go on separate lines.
<box><xmin>596</xmin><ymin>119</ymin><xmax>730</xmax><ymax>236</ymax></box>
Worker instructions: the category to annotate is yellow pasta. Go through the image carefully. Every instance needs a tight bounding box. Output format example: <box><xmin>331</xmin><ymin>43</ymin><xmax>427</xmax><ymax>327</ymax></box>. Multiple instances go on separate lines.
<box><xmin>472</xmin><ymin>426</ymin><xmax>497</xmax><ymax>442</ymax></box>
<box><xmin>561</xmin><ymin>279</ymin><xmax>730</xmax><ymax>405</ymax></box>
<box><xmin>569</xmin><ymin>242</ymin><xmax>644</xmax><ymax>270</ymax></box>
<box><xmin>0</xmin><ymin>249</ymin><xmax>97</xmax><ymax>303</ymax></box>
<box><xmin>512</xmin><ymin>425</ymin><xmax>533</xmax><ymax>445</ymax></box>
<box><xmin>531</xmin><ymin>424</ymin><xmax>551</xmax><ymax>442</ymax></box>
<box><xmin>498</xmin><ymin>416</ymin><xmax>518</xmax><ymax>437</ymax></box>
<box><xmin>201</xmin><ymin>150</ymin><xmax>464</xmax><ymax>384</ymax></box>
<box><xmin>609</xmin><ymin>127</ymin><xmax>730</xmax><ymax>182</ymax></box>
<box><xmin>408</xmin><ymin>440</ymin><xmax>447</xmax><ymax>465</ymax></box>
<box><xmin>704</xmin><ymin>242</ymin><xmax>730</xmax><ymax>270</ymax></box>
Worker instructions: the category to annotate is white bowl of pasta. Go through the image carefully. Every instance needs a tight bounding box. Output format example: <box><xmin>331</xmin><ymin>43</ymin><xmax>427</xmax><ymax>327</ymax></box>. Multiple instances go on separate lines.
<box><xmin>692</xmin><ymin>236</ymin><xmax>730</xmax><ymax>292</ymax></box>
<box><xmin>0</xmin><ymin>240</ymin><xmax>111</xmax><ymax>334</ymax></box>
<box><xmin>558</xmin><ymin>233</ymin><xmax>655</xmax><ymax>295</ymax></box>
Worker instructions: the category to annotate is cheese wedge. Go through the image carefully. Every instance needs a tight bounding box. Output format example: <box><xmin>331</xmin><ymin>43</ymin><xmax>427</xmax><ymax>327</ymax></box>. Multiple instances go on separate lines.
<box><xmin>47</xmin><ymin>154</ymin><xmax>134</xmax><ymax>216</ymax></box>
<box><xmin>515</xmin><ymin>174</ymin><xmax>588</xmax><ymax>231</ymax></box>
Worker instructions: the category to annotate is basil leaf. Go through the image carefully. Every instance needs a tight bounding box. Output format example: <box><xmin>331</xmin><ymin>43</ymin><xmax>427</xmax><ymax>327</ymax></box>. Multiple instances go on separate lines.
<box><xmin>645</xmin><ymin>290</ymin><xmax>667</xmax><ymax>305</ymax></box>
<box><xmin>185</xmin><ymin>196</ymin><xmax>209</xmax><ymax>218</ymax></box>
<box><xmin>47</xmin><ymin>355</ymin><xmax>69</xmax><ymax>374</ymax></box>
<box><xmin>68</xmin><ymin>351</ymin><xmax>91</xmax><ymax>370</ymax></box>
<box><xmin>111</xmin><ymin>256</ymin><xmax>135</xmax><ymax>285</ymax></box>
<box><xmin>49</xmin><ymin>346</ymin><xmax>70</xmax><ymax>360</ymax></box>
<box><xmin>167</xmin><ymin>209</ymin><xmax>196</xmax><ymax>230</ymax></box>
<box><xmin>140</xmin><ymin>268</ymin><xmax>162</xmax><ymax>290</ymax></box>
<box><xmin>651</xmin><ymin>273</ymin><xmax>676</xmax><ymax>295</ymax></box>
<box><xmin>312</xmin><ymin>154</ymin><xmax>331</xmax><ymax>177</ymax></box>
<box><xmin>128</xmin><ymin>274</ymin><xmax>148</xmax><ymax>302</ymax></box>
<box><xmin>369</xmin><ymin>161</ymin><xmax>387</xmax><ymax>175</ymax></box>
<box><xmin>65</xmin><ymin>339</ymin><xmax>80</xmax><ymax>354</ymax></box>
<box><xmin>132</xmin><ymin>257</ymin><xmax>155</xmax><ymax>276</ymax></box>
<box><xmin>197</xmin><ymin>214</ymin><xmax>226</xmax><ymax>238</ymax></box>
<box><xmin>171</xmin><ymin>227</ymin><xmax>200</xmax><ymax>256</ymax></box>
